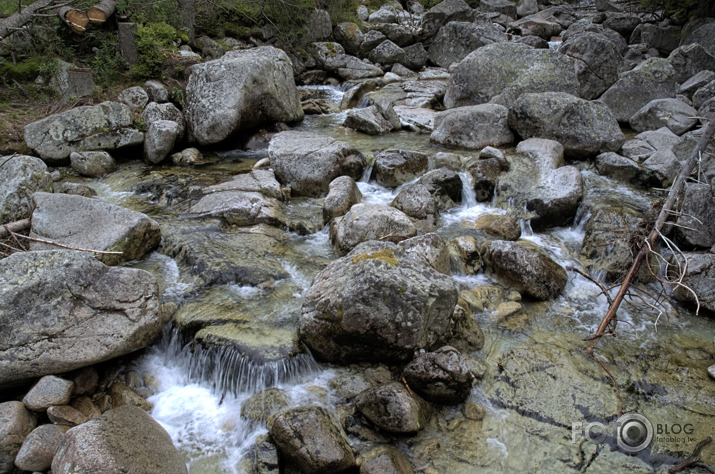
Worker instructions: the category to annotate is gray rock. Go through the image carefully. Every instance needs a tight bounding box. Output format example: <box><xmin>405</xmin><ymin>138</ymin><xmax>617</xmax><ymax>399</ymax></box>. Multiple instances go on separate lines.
<box><xmin>488</xmin><ymin>240</ymin><xmax>568</xmax><ymax>300</ymax></box>
<box><xmin>144</xmin><ymin>80</ymin><xmax>169</xmax><ymax>103</ymax></box>
<box><xmin>699</xmin><ymin>97</ymin><xmax>715</xmax><ymax>118</ymax></box>
<box><xmin>268</xmin><ymin>406</ymin><xmax>354</xmax><ymax>474</ymax></box>
<box><xmin>109</xmin><ymin>382</ymin><xmax>151</xmax><ymax>411</ymax></box>
<box><xmin>512</xmin><ymin>34</ymin><xmax>549</xmax><ymax>49</ymax></box>
<box><xmin>620</xmin><ymin>138</ymin><xmax>656</xmax><ymax>162</ymax></box>
<box><xmin>307</xmin><ymin>41</ymin><xmax>345</xmax><ymax>67</ymax></box>
<box><xmin>667</xmin><ymin>44</ymin><xmax>715</xmax><ymax>84</ymax></box>
<box><xmin>334</xmin><ymin>22</ymin><xmax>363</xmax><ymax>55</ymax></box>
<box><xmin>323</xmin><ymin>176</ymin><xmax>362</xmax><ymax>223</ymax></box>
<box><xmin>481</xmin><ymin>0</ymin><xmax>516</xmax><ymax>17</ymax></box>
<box><xmin>370</xmin><ymin>23</ymin><xmax>414</xmax><ymax>47</ymax></box>
<box><xmin>357</xmin><ymin>4</ymin><xmax>368</xmax><ymax>21</ymax></box>
<box><xmin>693</xmin><ymin>80</ymin><xmax>715</xmax><ymax>110</ymax></box>
<box><xmin>391</xmin><ymin>183</ymin><xmax>440</xmax><ymax>231</ymax></box>
<box><xmin>253</xmin><ymin>434</ymin><xmax>279</xmax><ymax>474</ymax></box>
<box><xmin>559</xmin><ymin>31</ymin><xmax>623</xmax><ymax>100</ymax></box>
<box><xmin>368</xmin><ymin>4</ymin><xmax>397</xmax><ymax>23</ymax></box>
<box><xmin>23</xmin><ymin>376</ymin><xmax>74</xmax><ymax>411</ymax></box>
<box><xmin>144</xmin><ymin>119</ymin><xmax>180</xmax><ymax>164</ymax></box>
<box><xmin>52</xmin><ymin>405</ymin><xmax>187</xmax><ymax>474</ymax></box>
<box><xmin>302</xmin><ymin>9</ymin><xmax>333</xmax><ymax>44</ymax></box>
<box><xmin>70</xmin><ymin>151</ymin><xmax>117</xmax><ymax>177</ymax></box>
<box><xmin>418</xmin><ymin>168</ymin><xmax>462</xmax><ymax>210</ymax></box>
<box><xmin>671</xmin><ymin>253</ymin><xmax>715</xmax><ymax>312</ymax></box>
<box><xmin>642</xmin><ymin>149</ymin><xmax>681</xmax><ymax>186</ymax></box>
<box><xmin>368</xmin><ymin>40</ymin><xmax>405</xmax><ymax>66</ymax></box>
<box><xmin>0</xmin><ymin>154</ymin><xmax>52</xmax><ymax>223</ymax></box>
<box><xmin>678</xmin><ymin>70</ymin><xmax>715</xmax><ymax>97</ymax></box>
<box><xmin>195</xmin><ymin>35</ymin><xmax>225</xmax><ymax>60</ymax></box>
<box><xmin>403</xmin><ymin>346</ymin><xmax>474</xmax><ymax>404</ymax></box>
<box><xmin>599</xmin><ymin>58</ymin><xmax>678</xmax><ymax>122</ymax></box>
<box><xmin>394</xmin><ymin>105</ymin><xmax>437</xmax><ymax>133</ymax></box>
<box><xmin>515</xmin><ymin>137</ymin><xmax>564</xmax><ymax>170</ymax></box>
<box><xmin>602</xmin><ymin>13</ymin><xmax>640</xmax><ymax>37</ymax></box>
<box><xmin>355</xmin><ymin>382</ymin><xmax>432</xmax><ymax>433</ymax></box>
<box><xmin>300</xmin><ymin>240</ymin><xmax>458</xmax><ymax>362</ymax></box>
<box><xmin>141</xmin><ymin>102</ymin><xmax>185</xmax><ymax>141</ymax></box>
<box><xmin>330</xmin><ymin>203</ymin><xmax>417</xmax><ymax>255</ymax></box>
<box><xmin>47</xmin><ymin>404</ymin><xmax>90</xmax><ymax>426</ymax></box>
<box><xmin>517</xmin><ymin>0</ymin><xmax>538</xmax><ymax>17</ymax></box>
<box><xmin>23</xmin><ymin>102</ymin><xmax>140</xmax><ymax>162</ymax></box>
<box><xmin>359</xmin><ymin>446</ymin><xmax>413</xmax><ymax>474</ymax></box>
<box><xmin>428</xmin><ymin>22</ymin><xmax>507</xmax><ymax>68</ymax></box>
<box><xmin>189</xmin><ymin>191</ymin><xmax>286</xmax><ymax>228</ymax></box>
<box><xmin>681</xmin><ymin>21</ymin><xmax>715</xmax><ymax>57</ymax></box>
<box><xmin>431</xmin><ymin>104</ymin><xmax>514</xmax><ymax>150</ymax></box>
<box><xmin>185</xmin><ymin>47</ymin><xmax>303</xmax><ymax>145</ymax></box>
<box><xmin>0</xmin><ymin>251</ymin><xmax>161</xmax><ymax>387</ymax></box>
<box><xmin>242</xmin><ymin>388</ymin><xmax>289</xmax><ymax>422</ymax></box>
<box><xmin>421</xmin><ymin>0</ymin><xmax>474</xmax><ymax>39</ymax></box>
<box><xmin>343</xmin><ymin>104</ymin><xmax>401</xmax><ymax>135</ymax></box>
<box><xmin>463</xmin><ymin>156</ymin><xmax>504</xmax><ymax>202</ymax></box>
<box><xmin>639</xmin><ymin>23</ymin><xmax>681</xmax><ymax>55</ymax></box>
<box><xmin>0</xmin><ymin>401</ymin><xmax>36</xmax><ymax>473</ymax></box>
<box><xmin>373</xmin><ymin>149</ymin><xmax>429</xmax><ymax>188</ymax></box>
<box><xmin>636</xmin><ymin>127</ymin><xmax>681</xmax><ymax>152</ymax></box>
<box><xmin>30</xmin><ymin>192</ymin><xmax>161</xmax><ymax>266</ymax></box>
<box><xmin>676</xmin><ymin>183</ymin><xmax>715</xmax><ymax>249</ymax></box>
<box><xmin>629</xmin><ymin>98</ymin><xmax>698</xmax><ymax>135</ymax></box>
<box><xmin>49</xmin><ymin>60</ymin><xmax>96</xmax><ymax>101</ymax></box>
<box><xmin>359</xmin><ymin>30</ymin><xmax>387</xmax><ymax>57</ymax></box>
<box><xmin>508</xmin><ymin>92</ymin><xmax>624</xmax><ymax>158</ymax></box>
<box><xmin>171</xmin><ymin>147</ymin><xmax>204</xmax><ymax>166</ymax></box>
<box><xmin>563</xmin><ymin>21</ymin><xmax>628</xmax><ymax>55</ymax></box>
<box><xmin>118</xmin><ymin>86</ymin><xmax>149</xmax><ymax>110</ymax></box>
<box><xmin>337</xmin><ymin>56</ymin><xmax>385</xmax><ymax>80</ymax></box>
<box><xmin>398</xmin><ymin>232</ymin><xmax>452</xmax><ymax>275</ymax></box>
<box><xmin>14</xmin><ymin>424</ymin><xmax>68</xmax><ymax>472</ymax></box>
<box><xmin>402</xmin><ymin>43</ymin><xmax>429</xmax><ymax>71</ymax></box>
<box><xmin>511</xmin><ymin>15</ymin><xmax>561</xmax><ymax>39</ymax></box>
<box><xmin>444</xmin><ymin>42</ymin><xmax>580</xmax><ymax>109</ymax></box>
<box><xmin>595</xmin><ymin>152</ymin><xmax>641</xmax><ymax>183</ymax></box>
<box><xmin>268</xmin><ymin>131</ymin><xmax>366</xmax><ymax>196</ymax></box>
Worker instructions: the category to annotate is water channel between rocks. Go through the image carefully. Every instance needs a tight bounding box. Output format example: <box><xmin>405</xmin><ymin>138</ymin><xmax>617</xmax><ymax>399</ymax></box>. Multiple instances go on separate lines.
<box><xmin>77</xmin><ymin>85</ymin><xmax>714</xmax><ymax>473</ymax></box>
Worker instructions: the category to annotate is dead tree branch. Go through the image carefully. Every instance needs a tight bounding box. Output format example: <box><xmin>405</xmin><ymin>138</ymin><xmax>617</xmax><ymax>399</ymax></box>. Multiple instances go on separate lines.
<box><xmin>0</xmin><ymin>218</ymin><xmax>31</xmax><ymax>238</ymax></box>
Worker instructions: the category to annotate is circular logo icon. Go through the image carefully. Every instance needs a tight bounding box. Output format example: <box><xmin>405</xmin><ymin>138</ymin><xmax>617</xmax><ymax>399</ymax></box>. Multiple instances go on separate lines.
<box><xmin>616</xmin><ymin>413</ymin><xmax>653</xmax><ymax>453</ymax></box>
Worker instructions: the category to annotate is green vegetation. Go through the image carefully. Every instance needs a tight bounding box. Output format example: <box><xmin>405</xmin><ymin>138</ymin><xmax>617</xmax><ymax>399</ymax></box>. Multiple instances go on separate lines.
<box><xmin>130</xmin><ymin>22</ymin><xmax>177</xmax><ymax>79</ymax></box>
<box><xmin>640</xmin><ymin>0</ymin><xmax>700</xmax><ymax>20</ymax></box>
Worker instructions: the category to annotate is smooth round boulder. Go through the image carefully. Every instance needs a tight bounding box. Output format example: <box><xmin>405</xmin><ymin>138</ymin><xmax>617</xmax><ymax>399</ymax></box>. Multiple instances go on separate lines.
<box><xmin>144</xmin><ymin>120</ymin><xmax>180</xmax><ymax>164</ymax></box>
<box><xmin>69</xmin><ymin>151</ymin><xmax>117</xmax><ymax>177</ymax></box>
<box><xmin>329</xmin><ymin>203</ymin><xmax>417</xmax><ymax>255</ymax></box>
<box><xmin>23</xmin><ymin>375</ymin><xmax>74</xmax><ymax>412</ymax></box>
<box><xmin>51</xmin><ymin>405</ymin><xmax>187</xmax><ymax>474</ymax></box>
<box><xmin>14</xmin><ymin>423</ymin><xmax>68</xmax><ymax>472</ymax></box>
<box><xmin>323</xmin><ymin>176</ymin><xmax>362</xmax><ymax>224</ymax></box>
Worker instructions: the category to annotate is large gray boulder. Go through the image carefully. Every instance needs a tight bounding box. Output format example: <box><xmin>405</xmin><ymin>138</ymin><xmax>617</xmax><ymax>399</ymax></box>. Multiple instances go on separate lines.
<box><xmin>0</xmin><ymin>250</ymin><xmax>161</xmax><ymax>387</ymax></box>
<box><xmin>629</xmin><ymin>98</ymin><xmax>698</xmax><ymax>135</ymax></box>
<box><xmin>667</xmin><ymin>44</ymin><xmax>715</xmax><ymax>84</ymax></box>
<box><xmin>23</xmin><ymin>101</ymin><xmax>143</xmax><ymax>162</ymax></box>
<box><xmin>143</xmin><ymin>119</ymin><xmax>180</xmax><ymax>164</ymax></box>
<box><xmin>189</xmin><ymin>191</ymin><xmax>287</xmax><ymax>228</ymax></box>
<box><xmin>30</xmin><ymin>192</ymin><xmax>161</xmax><ymax>266</ymax></box>
<box><xmin>330</xmin><ymin>203</ymin><xmax>417</xmax><ymax>255</ymax></box>
<box><xmin>0</xmin><ymin>401</ymin><xmax>36</xmax><ymax>473</ymax></box>
<box><xmin>508</xmin><ymin>92</ymin><xmax>625</xmax><ymax>158</ymax></box>
<box><xmin>676</xmin><ymin>183</ymin><xmax>715</xmax><ymax>249</ymax></box>
<box><xmin>421</xmin><ymin>0</ymin><xmax>475</xmax><ymax>39</ymax></box>
<box><xmin>355</xmin><ymin>382</ymin><xmax>432</xmax><ymax>433</ymax></box>
<box><xmin>559</xmin><ymin>31</ymin><xmax>623</xmax><ymax>100</ymax></box>
<box><xmin>671</xmin><ymin>253</ymin><xmax>715</xmax><ymax>312</ymax></box>
<box><xmin>268</xmin><ymin>131</ymin><xmax>366</xmax><ymax>196</ymax></box>
<box><xmin>52</xmin><ymin>405</ymin><xmax>187</xmax><ymax>474</ymax></box>
<box><xmin>69</xmin><ymin>151</ymin><xmax>117</xmax><ymax>177</ymax></box>
<box><xmin>403</xmin><ymin>346</ymin><xmax>474</xmax><ymax>404</ymax></box>
<box><xmin>343</xmin><ymin>104</ymin><xmax>401</xmax><ymax>135</ymax></box>
<box><xmin>323</xmin><ymin>176</ymin><xmax>362</xmax><ymax>224</ymax></box>
<box><xmin>427</xmin><ymin>22</ymin><xmax>507</xmax><ymax>68</ymax></box>
<box><xmin>268</xmin><ymin>406</ymin><xmax>355</xmax><ymax>474</ymax></box>
<box><xmin>488</xmin><ymin>240</ymin><xmax>567</xmax><ymax>300</ymax></box>
<box><xmin>431</xmin><ymin>104</ymin><xmax>514</xmax><ymax>150</ymax></box>
<box><xmin>368</xmin><ymin>40</ymin><xmax>405</xmax><ymax>66</ymax></box>
<box><xmin>599</xmin><ymin>58</ymin><xmax>678</xmax><ymax>122</ymax></box>
<box><xmin>444</xmin><ymin>42</ymin><xmax>580</xmax><ymax>109</ymax></box>
<box><xmin>0</xmin><ymin>154</ymin><xmax>52</xmax><ymax>223</ymax></box>
<box><xmin>373</xmin><ymin>149</ymin><xmax>429</xmax><ymax>188</ymax></box>
<box><xmin>681</xmin><ymin>22</ymin><xmax>715</xmax><ymax>58</ymax></box>
<box><xmin>390</xmin><ymin>183</ymin><xmax>440</xmax><ymax>231</ymax></box>
<box><xmin>184</xmin><ymin>46</ymin><xmax>303</xmax><ymax>145</ymax></box>
<box><xmin>299</xmin><ymin>240</ymin><xmax>458</xmax><ymax>363</ymax></box>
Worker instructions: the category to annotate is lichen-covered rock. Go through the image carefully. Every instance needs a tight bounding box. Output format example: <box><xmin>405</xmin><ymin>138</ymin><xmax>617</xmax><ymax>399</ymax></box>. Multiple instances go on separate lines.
<box><xmin>368</xmin><ymin>40</ymin><xmax>405</xmax><ymax>66</ymax></box>
<box><xmin>599</xmin><ymin>58</ymin><xmax>678</xmax><ymax>122</ymax></box>
<box><xmin>373</xmin><ymin>149</ymin><xmax>429</xmax><ymax>188</ymax></box>
<box><xmin>427</xmin><ymin>22</ymin><xmax>507</xmax><ymax>68</ymax></box>
<box><xmin>0</xmin><ymin>250</ymin><xmax>161</xmax><ymax>387</ymax></box>
<box><xmin>323</xmin><ymin>176</ymin><xmax>362</xmax><ymax>223</ymax></box>
<box><xmin>143</xmin><ymin>120</ymin><xmax>180</xmax><ymax>164</ymax></box>
<box><xmin>141</xmin><ymin>102</ymin><xmax>185</xmax><ymax>140</ymax></box>
<box><xmin>185</xmin><ymin>47</ymin><xmax>303</xmax><ymax>145</ymax></box>
<box><xmin>488</xmin><ymin>240</ymin><xmax>567</xmax><ymax>300</ymax></box>
<box><xmin>0</xmin><ymin>154</ymin><xmax>52</xmax><ymax>223</ymax></box>
<box><xmin>30</xmin><ymin>192</ymin><xmax>161</xmax><ymax>266</ymax></box>
<box><xmin>508</xmin><ymin>92</ymin><xmax>624</xmax><ymax>158</ymax></box>
<box><xmin>334</xmin><ymin>22</ymin><xmax>363</xmax><ymax>55</ymax></box>
<box><xmin>118</xmin><ymin>86</ymin><xmax>149</xmax><ymax>110</ymax></box>
<box><xmin>268</xmin><ymin>406</ymin><xmax>355</xmax><ymax>474</ymax></box>
<box><xmin>52</xmin><ymin>405</ymin><xmax>187</xmax><ymax>474</ymax></box>
<box><xmin>23</xmin><ymin>101</ymin><xmax>142</xmax><ymax>162</ymax></box>
<box><xmin>330</xmin><ymin>203</ymin><xmax>417</xmax><ymax>255</ymax></box>
<box><xmin>355</xmin><ymin>382</ymin><xmax>432</xmax><ymax>433</ymax></box>
<box><xmin>403</xmin><ymin>346</ymin><xmax>474</xmax><ymax>404</ymax></box>
<box><xmin>629</xmin><ymin>98</ymin><xmax>698</xmax><ymax>135</ymax></box>
<box><xmin>268</xmin><ymin>131</ymin><xmax>366</xmax><ymax>196</ymax></box>
<box><xmin>431</xmin><ymin>104</ymin><xmax>514</xmax><ymax>150</ymax></box>
<box><xmin>300</xmin><ymin>241</ymin><xmax>458</xmax><ymax>362</ymax></box>
<box><xmin>444</xmin><ymin>42</ymin><xmax>580</xmax><ymax>109</ymax></box>
<box><xmin>559</xmin><ymin>31</ymin><xmax>623</xmax><ymax>100</ymax></box>
<box><xmin>70</xmin><ymin>151</ymin><xmax>117</xmax><ymax>177</ymax></box>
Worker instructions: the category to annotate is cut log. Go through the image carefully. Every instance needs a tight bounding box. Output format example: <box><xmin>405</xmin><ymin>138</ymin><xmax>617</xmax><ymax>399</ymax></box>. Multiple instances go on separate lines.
<box><xmin>58</xmin><ymin>6</ymin><xmax>89</xmax><ymax>34</ymax></box>
<box><xmin>87</xmin><ymin>0</ymin><xmax>115</xmax><ymax>24</ymax></box>
<box><xmin>0</xmin><ymin>0</ymin><xmax>54</xmax><ymax>39</ymax></box>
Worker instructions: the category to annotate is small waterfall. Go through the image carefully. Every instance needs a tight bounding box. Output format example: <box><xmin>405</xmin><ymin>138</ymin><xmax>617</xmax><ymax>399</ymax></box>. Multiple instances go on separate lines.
<box><xmin>572</xmin><ymin>203</ymin><xmax>591</xmax><ymax>232</ymax></box>
<box><xmin>360</xmin><ymin>164</ymin><xmax>373</xmax><ymax>183</ymax></box>
<box><xmin>517</xmin><ymin>204</ymin><xmax>533</xmax><ymax>237</ymax></box>
<box><xmin>458</xmin><ymin>171</ymin><xmax>478</xmax><ymax>208</ymax></box>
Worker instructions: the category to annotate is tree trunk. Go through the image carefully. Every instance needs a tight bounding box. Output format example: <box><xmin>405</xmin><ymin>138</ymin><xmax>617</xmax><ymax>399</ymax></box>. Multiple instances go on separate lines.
<box><xmin>0</xmin><ymin>0</ymin><xmax>54</xmax><ymax>39</ymax></box>
<box><xmin>87</xmin><ymin>0</ymin><xmax>115</xmax><ymax>24</ymax></box>
<box><xmin>58</xmin><ymin>6</ymin><xmax>89</xmax><ymax>34</ymax></box>
<box><xmin>177</xmin><ymin>0</ymin><xmax>195</xmax><ymax>44</ymax></box>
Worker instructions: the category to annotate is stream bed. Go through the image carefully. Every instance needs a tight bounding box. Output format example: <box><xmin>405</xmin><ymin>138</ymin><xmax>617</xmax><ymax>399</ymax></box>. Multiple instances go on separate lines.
<box><xmin>74</xmin><ymin>85</ymin><xmax>715</xmax><ymax>473</ymax></box>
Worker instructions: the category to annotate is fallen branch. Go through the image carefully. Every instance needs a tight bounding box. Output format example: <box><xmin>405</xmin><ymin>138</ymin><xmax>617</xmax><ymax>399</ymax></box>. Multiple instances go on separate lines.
<box><xmin>0</xmin><ymin>0</ymin><xmax>55</xmax><ymax>39</ymax></box>
<box><xmin>668</xmin><ymin>436</ymin><xmax>712</xmax><ymax>473</ymax></box>
<box><xmin>0</xmin><ymin>218</ymin><xmax>31</xmax><ymax>238</ymax></box>
<box><xmin>587</xmin><ymin>115</ymin><xmax>715</xmax><ymax>354</ymax></box>
<box><xmin>10</xmin><ymin>232</ymin><xmax>123</xmax><ymax>255</ymax></box>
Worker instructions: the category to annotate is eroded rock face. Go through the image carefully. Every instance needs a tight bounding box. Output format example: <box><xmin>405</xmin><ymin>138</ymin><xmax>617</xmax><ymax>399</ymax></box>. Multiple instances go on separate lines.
<box><xmin>444</xmin><ymin>42</ymin><xmax>580</xmax><ymax>109</ymax></box>
<box><xmin>185</xmin><ymin>47</ymin><xmax>303</xmax><ymax>145</ymax></box>
<box><xmin>52</xmin><ymin>405</ymin><xmax>187</xmax><ymax>474</ymax></box>
<box><xmin>30</xmin><ymin>192</ymin><xmax>161</xmax><ymax>266</ymax></box>
<box><xmin>23</xmin><ymin>101</ymin><xmax>143</xmax><ymax>162</ymax></box>
<box><xmin>268</xmin><ymin>131</ymin><xmax>366</xmax><ymax>196</ymax></box>
<box><xmin>268</xmin><ymin>406</ymin><xmax>355</xmax><ymax>474</ymax></box>
<box><xmin>355</xmin><ymin>382</ymin><xmax>432</xmax><ymax>433</ymax></box>
<box><xmin>0</xmin><ymin>250</ymin><xmax>162</xmax><ymax>387</ymax></box>
<box><xmin>488</xmin><ymin>240</ymin><xmax>567</xmax><ymax>300</ymax></box>
<box><xmin>300</xmin><ymin>241</ymin><xmax>458</xmax><ymax>363</ymax></box>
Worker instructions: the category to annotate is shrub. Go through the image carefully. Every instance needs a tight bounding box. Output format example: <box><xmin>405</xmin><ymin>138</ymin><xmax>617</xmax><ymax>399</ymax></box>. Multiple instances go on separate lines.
<box><xmin>130</xmin><ymin>22</ymin><xmax>177</xmax><ymax>79</ymax></box>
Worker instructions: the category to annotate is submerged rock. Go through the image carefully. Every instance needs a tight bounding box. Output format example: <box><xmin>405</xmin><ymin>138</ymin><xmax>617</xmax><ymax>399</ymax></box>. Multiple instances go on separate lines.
<box><xmin>268</xmin><ymin>406</ymin><xmax>355</xmax><ymax>474</ymax></box>
<box><xmin>403</xmin><ymin>346</ymin><xmax>474</xmax><ymax>405</ymax></box>
<box><xmin>0</xmin><ymin>250</ymin><xmax>161</xmax><ymax>387</ymax></box>
<box><xmin>52</xmin><ymin>405</ymin><xmax>187</xmax><ymax>474</ymax></box>
<box><xmin>300</xmin><ymin>241</ymin><xmax>458</xmax><ymax>363</ymax></box>
<box><xmin>355</xmin><ymin>382</ymin><xmax>432</xmax><ymax>433</ymax></box>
